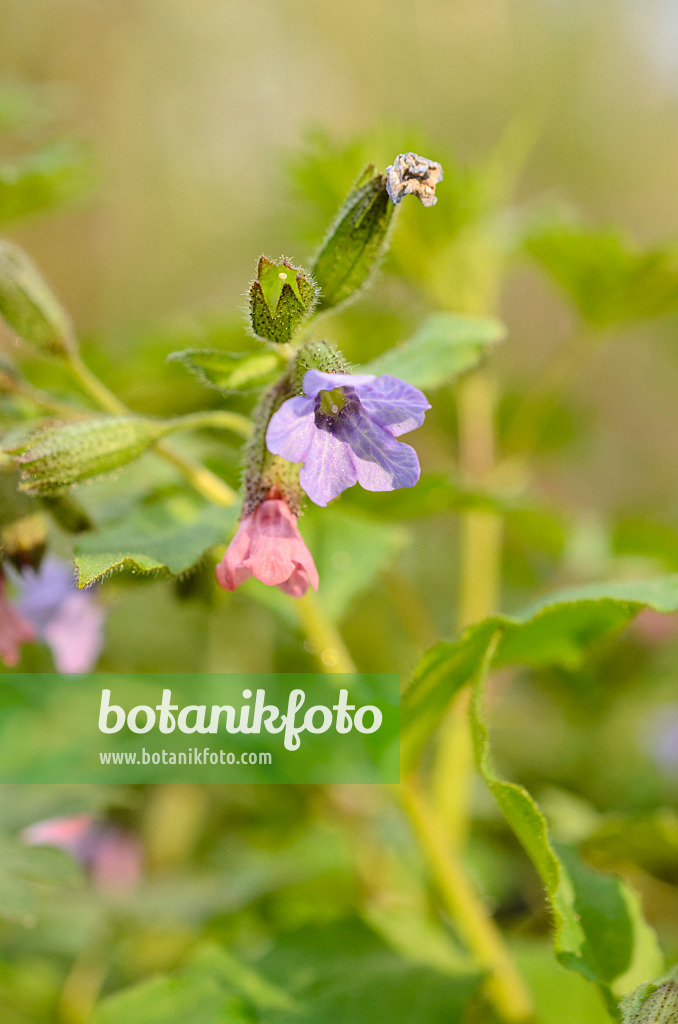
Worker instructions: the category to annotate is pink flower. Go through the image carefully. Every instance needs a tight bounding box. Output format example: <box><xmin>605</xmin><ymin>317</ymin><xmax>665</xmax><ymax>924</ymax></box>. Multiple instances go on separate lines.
<box><xmin>22</xmin><ymin>815</ymin><xmax>143</xmax><ymax>893</ymax></box>
<box><xmin>216</xmin><ymin>497</ymin><xmax>319</xmax><ymax>598</ymax></box>
<box><xmin>0</xmin><ymin>573</ymin><xmax>34</xmax><ymax>666</ymax></box>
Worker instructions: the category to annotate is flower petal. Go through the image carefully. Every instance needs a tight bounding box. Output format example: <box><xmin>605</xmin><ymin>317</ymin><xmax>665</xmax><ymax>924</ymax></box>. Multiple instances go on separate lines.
<box><xmin>215</xmin><ymin>521</ymin><xmax>253</xmax><ymax>591</ymax></box>
<box><xmin>299</xmin><ymin>428</ymin><xmax>358</xmax><ymax>506</ymax></box>
<box><xmin>216</xmin><ymin>499</ymin><xmax>318</xmax><ymax>596</ymax></box>
<box><xmin>277</xmin><ymin>563</ymin><xmax>316</xmax><ymax>598</ymax></box>
<box><xmin>245</xmin><ymin>535</ymin><xmax>299</xmax><ymax>587</ymax></box>
<box><xmin>358</xmin><ymin>375</ymin><xmax>431</xmax><ymax>436</ymax></box>
<box><xmin>16</xmin><ymin>557</ymin><xmax>75</xmax><ymax>631</ymax></box>
<box><xmin>265</xmin><ymin>395</ymin><xmax>316</xmax><ymax>462</ymax></box>
<box><xmin>42</xmin><ymin>592</ymin><xmax>105</xmax><ymax>673</ymax></box>
<box><xmin>302</xmin><ymin>369</ymin><xmax>375</xmax><ymax>398</ymax></box>
<box><xmin>338</xmin><ymin>407</ymin><xmax>421</xmax><ymax>492</ymax></box>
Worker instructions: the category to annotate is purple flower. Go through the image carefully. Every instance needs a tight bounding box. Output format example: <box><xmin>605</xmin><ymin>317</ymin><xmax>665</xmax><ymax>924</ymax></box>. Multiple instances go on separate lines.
<box><xmin>10</xmin><ymin>557</ymin><xmax>105</xmax><ymax>673</ymax></box>
<box><xmin>265</xmin><ymin>370</ymin><xmax>430</xmax><ymax>506</ymax></box>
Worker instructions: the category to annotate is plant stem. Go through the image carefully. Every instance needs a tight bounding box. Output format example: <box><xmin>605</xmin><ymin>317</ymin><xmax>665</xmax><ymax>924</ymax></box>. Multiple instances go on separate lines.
<box><xmin>294</xmin><ymin>590</ymin><xmax>357</xmax><ymax>674</ymax></box>
<box><xmin>66</xmin><ymin>352</ymin><xmax>239</xmax><ymax>507</ymax></box>
<box><xmin>431</xmin><ymin>369</ymin><xmax>502</xmax><ymax>848</ymax></box>
<box><xmin>66</xmin><ymin>353</ymin><xmax>128</xmax><ymax>416</ymax></box>
<box><xmin>154</xmin><ymin>440</ymin><xmax>238</xmax><ymax>506</ymax></box>
<box><xmin>399</xmin><ymin>779</ymin><xmax>533</xmax><ymax>1022</ymax></box>
<box><xmin>166</xmin><ymin>410</ymin><xmax>252</xmax><ymax>438</ymax></box>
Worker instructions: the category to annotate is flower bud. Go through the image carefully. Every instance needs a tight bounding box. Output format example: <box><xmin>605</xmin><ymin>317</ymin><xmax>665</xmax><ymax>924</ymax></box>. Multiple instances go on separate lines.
<box><xmin>249</xmin><ymin>256</ymin><xmax>318</xmax><ymax>344</ymax></box>
<box><xmin>0</xmin><ymin>240</ymin><xmax>75</xmax><ymax>356</ymax></box>
<box><xmin>8</xmin><ymin>416</ymin><xmax>166</xmax><ymax>495</ymax></box>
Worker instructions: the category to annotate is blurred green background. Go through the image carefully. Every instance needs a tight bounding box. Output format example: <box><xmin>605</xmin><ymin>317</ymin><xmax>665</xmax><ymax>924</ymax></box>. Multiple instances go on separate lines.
<box><xmin>2</xmin><ymin>2</ymin><xmax>678</xmax><ymax>1022</ymax></box>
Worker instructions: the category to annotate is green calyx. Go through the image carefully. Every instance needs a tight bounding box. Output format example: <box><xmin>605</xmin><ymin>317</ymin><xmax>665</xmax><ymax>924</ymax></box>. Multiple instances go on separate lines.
<box><xmin>311</xmin><ymin>167</ymin><xmax>395</xmax><ymax>312</ymax></box>
<box><xmin>249</xmin><ymin>256</ymin><xmax>318</xmax><ymax>345</ymax></box>
<box><xmin>242</xmin><ymin>340</ymin><xmax>352</xmax><ymax>515</ymax></box>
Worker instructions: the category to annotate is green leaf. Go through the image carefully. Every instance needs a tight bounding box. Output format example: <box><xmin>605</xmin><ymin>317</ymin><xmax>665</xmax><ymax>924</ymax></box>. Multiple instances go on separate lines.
<box><xmin>73</xmin><ymin>498</ymin><xmax>236</xmax><ymax>586</ymax></box>
<box><xmin>312</xmin><ymin>168</ymin><xmax>395</xmax><ymax>311</ymax></box>
<box><xmin>361</xmin><ymin>312</ymin><xmax>505</xmax><ymax>389</ymax></box>
<box><xmin>401</xmin><ymin>620</ymin><xmax>498</xmax><ymax>771</ymax></box>
<box><xmin>470</xmin><ymin>645</ymin><xmax>663</xmax><ymax>1010</ymax></box>
<box><xmin>252</xmin><ymin>919</ymin><xmax>482</xmax><ymax>1024</ymax></box>
<box><xmin>91</xmin><ymin>973</ymin><xmax>248</xmax><ymax>1024</ymax></box>
<box><xmin>404</xmin><ymin>575</ymin><xmax>678</xmax><ymax>769</ymax></box>
<box><xmin>168</xmin><ymin>347</ymin><xmax>282</xmax><ymax>394</ymax></box>
<box><xmin>524</xmin><ymin>218</ymin><xmax>678</xmax><ymax>328</ymax></box>
<box><xmin>513</xmin><ymin>941</ymin><xmax>612</xmax><ymax>1024</ymax></box>
<box><xmin>404</xmin><ymin>578</ymin><xmax>678</xmax><ymax>1007</ymax></box>
<box><xmin>0</xmin><ymin>142</ymin><xmax>94</xmax><ymax>226</ymax></box>
<box><xmin>0</xmin><ymin>836</ymin><xmax>81</xmax><ymax>926</ymax></box>
<box><xmin>613</xmin><ymin>519</ymin><xmax>678</xmax><ymax>572</ymax></box>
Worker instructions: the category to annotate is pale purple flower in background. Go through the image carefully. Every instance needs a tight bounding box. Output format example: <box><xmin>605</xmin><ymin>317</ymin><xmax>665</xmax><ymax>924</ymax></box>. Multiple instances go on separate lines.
<box><xmin>631</xmin><ymin>607</ymin><xmax>678</xmax><ymax>647</ymax></box>
<box><xmin>645</xmin><ymin>705</ymin><xmax>678</xmax><ymax>776</ymax></box>
<box><xmin>386</xmin><ymin>152</ymin><xmax>444</xmax><ymax>207</ymax></box>
<box><xmin>6</xmin><ymin>557</ymin><xmax>105</xmax><ymax>672</ymax></box>
<box><xmin>266</xmin><ymin>370</ymin><xmax>430</xmax><ymax>507</ymax></box>
<box><xmin>0</xmin><ymin>573</ymin><xmax>34</xmax><ymax>666</ymax></box>
<box><xmin>22</xmin><ymin>814</ymin><xmax>143</xmax><ymax>893</ymax></box>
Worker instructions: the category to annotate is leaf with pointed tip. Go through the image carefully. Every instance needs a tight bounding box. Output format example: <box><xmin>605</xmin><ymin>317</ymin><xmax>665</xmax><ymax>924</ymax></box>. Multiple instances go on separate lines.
<box><xmin>470</xmin><ymin>643</ymin><xmax>663</xmax><ymax>1011</ymax></box>
<box><xmin>73</xmin><ymin>499</ymin><xmax>236</xmax><ymax>586</ymax></box>
<box><xmin>402</xmin><ymin>577</ymin><xmax>678</xmax><ymax>1009</ymax></box>
<box><xmin>403</xmin><ymin>575</ymin><xmax>678</xmax><ymax>770</ymax></box>
<box><xmin>525</xmin><ymin>218</ymin><xmax>678</xmax><ymax>328</ymax></box>
<box><xmin>168</xmin><ymin>348</ymin><xmax>282</xmax><ymax>394</ymax></box>
<box><xmin>361</xmin><ymin>312</ymin><xmax>505</xmax><ymax>389</ymax></box>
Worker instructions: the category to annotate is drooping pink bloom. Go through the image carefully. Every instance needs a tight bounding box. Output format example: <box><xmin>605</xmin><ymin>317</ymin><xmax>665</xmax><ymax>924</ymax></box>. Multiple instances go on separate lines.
<box><xmin>22</xmin><ymin>814</ymin><xmax>143</xmax><ymax>893</ymax></box>
<box><xmin>216</xmin><ymin>497</ymin><xmax>319</xmax><ymax>598</ymax></box>
<box><xmin>0</xmin><ymin>573</ymin><xmax>34</xmax><ymax>666</ymax></box>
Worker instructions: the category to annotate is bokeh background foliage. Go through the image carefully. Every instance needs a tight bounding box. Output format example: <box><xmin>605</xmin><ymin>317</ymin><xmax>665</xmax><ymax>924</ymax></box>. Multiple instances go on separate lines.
<box><xmin>1</xmin><ymin>1</ymin><xmax>678</xmax><ymax>1022</ymax></box>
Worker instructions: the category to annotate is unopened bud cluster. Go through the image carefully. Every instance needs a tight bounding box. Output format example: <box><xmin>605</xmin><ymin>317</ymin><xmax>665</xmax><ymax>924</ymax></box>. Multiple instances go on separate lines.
<box><xmin>9</xmin><ymin>416</ymin><xmax>166</xmax><ymax>495</ymax></box>
<box><xmin>249</xmin><ymin>256</ymin><xmax>318</xmax><ymax>345</ymax></box>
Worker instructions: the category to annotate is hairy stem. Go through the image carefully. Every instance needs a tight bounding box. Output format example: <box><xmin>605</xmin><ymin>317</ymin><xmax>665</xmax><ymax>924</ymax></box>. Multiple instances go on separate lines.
<box><xmin>66</xmin><ymin>352</ymin><xmax>239</xmax><ymax>507</ymax></box>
